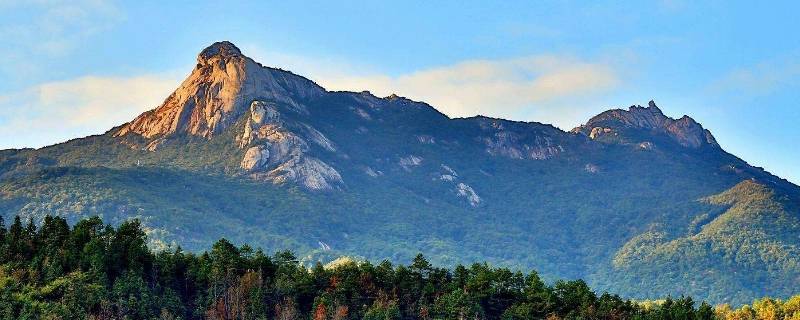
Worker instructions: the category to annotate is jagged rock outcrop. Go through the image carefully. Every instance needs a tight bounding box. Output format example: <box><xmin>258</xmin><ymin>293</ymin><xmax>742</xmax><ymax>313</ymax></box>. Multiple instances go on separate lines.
<box><xmin>114</xmin><ymin>42</ymin><xmax>340</xmax><ymax>190</ymax></box>
<box><xmin>239</xmin><ymin>100</ymin><xmax>281</xmax><ymax>148</ymax></box>
<box><xmin>115</xmin><ymin>41</ymin><xmax>324</xmax><ymax>140</ymax></box>
<box><xmin>572</xmin><ymin>100</ymin><xmax>719</xmax><ymax>148</ymax></box>
<box><xmin>235</xmin><ymin>100</ymin><xmax>341</xmax><ymax>190</ymax></box>
<box><xmin>239</xmin><ymin>123</ymin><xmax>342</xmax><ymax>190</ymax></box>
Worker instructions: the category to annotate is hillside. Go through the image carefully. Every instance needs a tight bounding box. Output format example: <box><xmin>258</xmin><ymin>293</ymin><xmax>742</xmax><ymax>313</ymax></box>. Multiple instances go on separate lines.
<box><xmin>600</xmin><ymin>180</ymin><xmax>800</xmax><ymax>303</ymax></box>
<box><xmin>0</xmin><ymin>41</ymin><xmax>798</xmax><ymax>305</ymax></box>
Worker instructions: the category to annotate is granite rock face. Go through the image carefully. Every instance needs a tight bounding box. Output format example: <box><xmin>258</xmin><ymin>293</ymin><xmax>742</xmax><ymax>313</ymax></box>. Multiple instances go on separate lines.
<box><xmin>456</xmin><ymin>182</ymin><xmax>481</xmax><ymax>207</ymax></box>
<box><xmin>115</xmin><ymin>41</ymin><xmax>324</xmax><ymax>140</ymax></box>
<box><xmin>476</xmin><ymin>117</ymin><xmax>567</xmax><ymax>160</ymax></box>
<box><xmin>115</xmin><ymin>42</ymin><xmax>339</xmax><ymax>190</ymax></box>
<box><xmin>241</xmin><ymin>146</ymin><xmax>270</xmax><ymax>171</ymax></box>
<box><xmin>572</xmin><ymin>101</ymin><xmax>719</xmax><ymax>148</ymax></box>
<box><xmin>235</xmin><ymin>102</ymin><xmax>341</xmax><ymax>190</ymax></box>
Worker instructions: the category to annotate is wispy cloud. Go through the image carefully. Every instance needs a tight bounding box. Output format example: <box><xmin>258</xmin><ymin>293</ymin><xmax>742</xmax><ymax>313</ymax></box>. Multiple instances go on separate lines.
<box><xmin>324</xmin><ymin>56</ymin><xmax>618</xmax><ymax>117</ymax></box>
<box><xmin>0</xmin><ymin>0</ymin><xmax>123</xmax><ymax>77</ymax></box>
<box><xmin>0</xmin><ymin>72</ymin><xmax>181</xmax><ymax>149</ymax></box>
<box><xmin>709</xmin><ymin>54</ymin><xmax>800</xmax><ymax>98</ymax></box>
<box><xmin>247</xmin><ymin>46</ymin><xmax>622</xmax><ymax>128</ymax></box>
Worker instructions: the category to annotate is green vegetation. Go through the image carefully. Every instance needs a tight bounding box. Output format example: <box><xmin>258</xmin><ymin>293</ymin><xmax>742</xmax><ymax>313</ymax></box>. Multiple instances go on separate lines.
<box><xmin>1</xmin><ymin>139</ymin><xmax>799</xmax><ymax>306</ymax></box>
<box><xmin>1</xmin><ymin>93</ymin><xmax>799</xmax><ymax>306</ymax></box>
<box><xmin>10</xmin><ymin>214</ymin><xmax>793</xmax><ymax>320</ymax></box>
<box><xmin>600</xmin><ymin>181</ymin><xmax>800</xmax><ymax>304</ymax></box>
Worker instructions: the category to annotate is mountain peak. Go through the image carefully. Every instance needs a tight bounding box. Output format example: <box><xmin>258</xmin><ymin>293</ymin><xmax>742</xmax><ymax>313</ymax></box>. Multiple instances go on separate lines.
<box><xmin>198</xmin><ymin>41</ymin><xmax>243</xmax><ymax>63</ymax></box>
<box><xmin>115</xmin><ymin>41</ymin><xmax>324</xmax><ymax>141</ymax></box>
<box><xmin>623</xmin><ymin>100</ymin><xmax>665</xmax><ymax>121</ymax></box>
<box><xmin>574</xmin><ymin>101</ymin><xmax>719</xmax><ymax>148</ymax></box>
<box><xmin>385</xmin><ymin>93</ymin><xmax>402</xmax><ymax>100</ymax></box>
<box><xmin>647</xmin><ymin>100</ymin><xmax>661</xmax><ymax>112</ymax></box>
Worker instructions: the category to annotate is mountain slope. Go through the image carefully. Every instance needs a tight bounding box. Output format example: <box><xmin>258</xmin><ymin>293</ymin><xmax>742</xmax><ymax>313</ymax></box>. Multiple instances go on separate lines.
<box><xmin>603</xmin><ymin>180</ymin><xmax>800</xmax><ymax>303</ymax></box>
<box><xmin>1</xmin><ymin>41</ymin><xmax>798</xmax><ymax>304</ymax></box>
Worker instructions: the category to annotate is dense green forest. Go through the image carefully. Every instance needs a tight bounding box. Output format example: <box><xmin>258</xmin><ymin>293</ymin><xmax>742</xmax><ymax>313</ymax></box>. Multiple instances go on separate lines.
<box><xmin>0</xmin><ymin>216</ymin><xmax>798</xmax><ymax>320</ymax></box>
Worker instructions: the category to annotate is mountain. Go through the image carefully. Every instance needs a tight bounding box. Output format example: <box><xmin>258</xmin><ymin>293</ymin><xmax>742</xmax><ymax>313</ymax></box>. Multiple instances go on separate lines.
<box><xmin>1</xmin><ymin>41</ymin><xmax>798</xmax><ymax>305</ymax></box>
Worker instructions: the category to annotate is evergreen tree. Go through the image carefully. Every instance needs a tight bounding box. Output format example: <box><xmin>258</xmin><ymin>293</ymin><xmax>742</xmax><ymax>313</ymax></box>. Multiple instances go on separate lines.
<box><xmin>0</xmin><ymin>215</ymin><xmax>792</xmax><ymax>320</ymax></box>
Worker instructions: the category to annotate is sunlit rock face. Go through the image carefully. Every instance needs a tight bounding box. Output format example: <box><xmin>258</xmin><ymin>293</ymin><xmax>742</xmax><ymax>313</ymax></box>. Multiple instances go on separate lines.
<box><xmin>115</xmin><ymin>41</ymin><xmax>324</xmax><ymax>140</ymax></box>
<box><xmin>114</xmin><ymin>42</ymin><xmax>339</xmax><ymax>190</ymax></box>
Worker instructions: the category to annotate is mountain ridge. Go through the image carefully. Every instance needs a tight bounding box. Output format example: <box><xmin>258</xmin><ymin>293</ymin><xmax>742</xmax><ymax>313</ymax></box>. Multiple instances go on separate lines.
<box><xmin>107</xmin><ymin>42</ymin><xmax>757</xmax><ymax>191</ymax></box>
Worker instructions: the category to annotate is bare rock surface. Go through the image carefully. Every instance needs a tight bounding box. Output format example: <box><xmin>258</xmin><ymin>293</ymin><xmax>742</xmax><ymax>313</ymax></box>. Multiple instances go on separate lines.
<box><xmin>113</xmin><ymin>42</ymin><xmax>341</xmax><ymax>190</ymax></box>
<box><xmin>241</xmin><ymin>146</ymin><xmax>270</xmax><ymax>171</ymax></box>
<box><xmin>263</xmin><ymin>157</ymin><xmax>342</xmax><ymax>191</ymax></box>
<box><xmin>573</xmin><ymin>100</ymin><xmax>719</xmax><ymax>148</ymax></box>
<box><xmin>399</xmin><ymin>155</ymin><xmax>423</xmax><ymax>170</ymax></box>
<box><xmin>115</xmin><ymin>41</ymin><xmax>324</xmax><ymax>140</ymax></box>
<box><xmin>477</xmin><ymin>118</ymin><xmax>565</xmax><ymax>160</ymax></box>
<box><xmin>456</xmin><ymin>182</ymin><xmax>482</xmax><ymax>207</ymax></box>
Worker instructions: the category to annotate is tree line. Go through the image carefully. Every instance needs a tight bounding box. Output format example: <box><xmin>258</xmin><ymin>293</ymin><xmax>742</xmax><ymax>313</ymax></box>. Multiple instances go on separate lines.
<box><xmin>0</xmin><ymin>215</ymin><xmax>796</xmax><ymax>319</ymax></box>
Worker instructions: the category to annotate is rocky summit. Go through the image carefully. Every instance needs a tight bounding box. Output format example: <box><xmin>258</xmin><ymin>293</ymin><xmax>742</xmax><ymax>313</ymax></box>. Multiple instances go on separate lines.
<box><xmin>116</xmin><ymin>41</ymin><xmax>325</xmax><ymax>140</ymax></box>
<box><xmin>572</xmin><ymin>100</ymin><xmax>719</xmax><ymax>149</ymax></box>
<box><xmin>1</xmin><ymin>41</ymin><xmax>799</xmax><ymax>305</ymax></box>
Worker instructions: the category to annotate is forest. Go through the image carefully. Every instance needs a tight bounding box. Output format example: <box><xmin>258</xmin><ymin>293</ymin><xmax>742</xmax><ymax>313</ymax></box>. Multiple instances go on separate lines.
<box><xmin>0</xmin><ymin>215</ymin><xmax>797</xmax><ymax>320</ymax></box>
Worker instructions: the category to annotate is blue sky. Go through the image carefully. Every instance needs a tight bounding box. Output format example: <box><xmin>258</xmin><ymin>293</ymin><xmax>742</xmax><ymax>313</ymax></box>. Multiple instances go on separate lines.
<box><xmin>0</xmin><ymin>1</ymin><xmax>797</xmax><ymax>183</ymax></box>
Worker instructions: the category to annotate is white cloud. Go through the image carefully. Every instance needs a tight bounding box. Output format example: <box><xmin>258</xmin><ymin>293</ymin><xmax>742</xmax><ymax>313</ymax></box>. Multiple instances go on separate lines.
<box><xmin>0</xmin><ymin>72</ymin><xmax>181</xmax><ymax>149</ymax></box>
<box><xmin>342</xmin><ymin>56</ymin><xmax>618</xmax><ymax>119</ymax></box>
